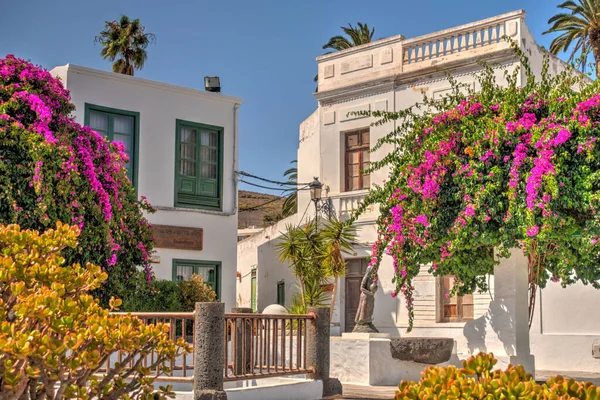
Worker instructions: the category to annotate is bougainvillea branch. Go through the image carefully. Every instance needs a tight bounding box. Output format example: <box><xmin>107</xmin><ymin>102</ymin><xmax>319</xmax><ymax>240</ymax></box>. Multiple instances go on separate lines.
<box><xmin>350</xmin><ymin>41</ymin><xmax>600</xmax><ymax>331</ymax></box>
<box><xmin>0</xmin><ymin>55</ymin><xmax>155</xmax><ymax>304</ymax></box>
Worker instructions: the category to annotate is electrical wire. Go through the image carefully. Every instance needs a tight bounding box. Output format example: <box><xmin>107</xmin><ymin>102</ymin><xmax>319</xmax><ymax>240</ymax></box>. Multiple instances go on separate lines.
<box><xmin>239</xmin><ymin>179</ymin><xmax>289</xmax><ymax>191</ymax></box>
<box><xmin>298</xmin><ymin>197</ymin><xmax>313</xmax><ymax>225</ymax></box>
<box><xmin>240</xmin><ymin>179</ymin><xmax>309</xmax><ymax>194</ymax></box>
<box><xmin>237</xmin><ymin>171</ymin><xmax>309</xmax><ymax>186</ymax></box>
<box><xmin>239</xmin><ymin>195</ymin><xmax>285</xmax><ymax>212</ymax></box>
<box><xmin>239</xmin><ymin>179</ymin><xmax>301</xmax><ymax>192</ymax></box>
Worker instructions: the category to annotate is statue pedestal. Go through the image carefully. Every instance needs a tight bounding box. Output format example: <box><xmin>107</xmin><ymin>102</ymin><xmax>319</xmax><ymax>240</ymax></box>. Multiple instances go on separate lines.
<box><xmin>341</xmin><ymin>332</ymin><xmax>391</xmax><ymax>339</ymax></box>
<box><xmin>330</xmin><ymin>335</ymin><xmax>455</xmax><ymax>386</ymax></box>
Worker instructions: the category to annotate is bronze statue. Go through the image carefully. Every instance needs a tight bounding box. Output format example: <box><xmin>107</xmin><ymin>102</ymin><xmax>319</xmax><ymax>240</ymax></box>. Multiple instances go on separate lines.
<box><xmin>353</xmin><ymin>265</ymin><xmax>379</xmax><ymax>333</ymax></box>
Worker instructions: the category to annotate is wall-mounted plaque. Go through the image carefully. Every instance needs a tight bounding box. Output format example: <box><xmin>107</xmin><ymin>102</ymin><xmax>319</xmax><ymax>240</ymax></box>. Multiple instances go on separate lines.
<box><xmin>153</xmin><ymin>225</ymin><xmax>203</xmax><ymax>251</ymax></box>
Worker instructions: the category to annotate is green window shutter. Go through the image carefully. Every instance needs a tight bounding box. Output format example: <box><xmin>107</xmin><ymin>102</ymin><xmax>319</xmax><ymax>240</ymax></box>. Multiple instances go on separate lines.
<box><xmin>172</xmin><ymin>259</ymin><xmax>221</xmax><ymax>300</ymax></box>
<box><xmin>175</xmin><ymin>120</ymin><xmax>223</xmax><ymax>210</ymax></box>
<box><xmin>84</xmin><ymin>104</ymin><xmax>139</xmax><ymax>190</ymax></box>
<box><xmin>177</xmin><ymin>125</ymin><xmax>198</xmax><ymax>196</ymax></box>
<box><xmin>197</xmin><ymin>129</ymin><xmax>219</xmax><ymax>197</ymax></box>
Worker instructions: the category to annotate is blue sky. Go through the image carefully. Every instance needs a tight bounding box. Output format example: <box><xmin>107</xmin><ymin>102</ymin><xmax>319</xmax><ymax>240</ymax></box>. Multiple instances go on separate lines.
<box><xmin>0</xmin><ymin>0</ymin><xmax>567</xmax><ymax>194</ymax></box>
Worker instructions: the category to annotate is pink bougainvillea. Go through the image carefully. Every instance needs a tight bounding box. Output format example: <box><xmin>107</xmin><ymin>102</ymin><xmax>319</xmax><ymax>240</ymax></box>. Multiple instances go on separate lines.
<box><xmin>0</xmin><ymin>55</ymin><xmax>155</xmax><ymax>304</ymax></box>
<box><xmin>352</xmin><ymin>53</ymin><xmax>600</xmax><ymax>331</ymax></box>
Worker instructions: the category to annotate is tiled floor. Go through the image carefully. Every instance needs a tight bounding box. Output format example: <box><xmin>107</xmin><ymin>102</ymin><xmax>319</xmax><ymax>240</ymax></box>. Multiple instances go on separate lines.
<box><xmin>536</xmin><ymin>370</ymin><xmax>600</xmax><ymax>385</ymax></box>
<box><xmin>323</xmin><ymin>384</ymin><xmax>396</xmax><ymax>400</ymax></box>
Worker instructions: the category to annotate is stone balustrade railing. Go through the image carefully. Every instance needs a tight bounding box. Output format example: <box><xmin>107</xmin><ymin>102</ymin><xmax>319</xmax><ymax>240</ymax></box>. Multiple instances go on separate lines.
<box><xmin>315</xmin><ymin>10</ymin><xmax>525</xmax><ymax>96</ymax></box>
<box><xmin>330</xmin><ymin>191</ymin><xmax>378</xmax><ymax>221</ymax></box>
<box><xmin>401</xmin><ymin>12</ymin><xmax>521</xmax><ymax>68</ymax></box>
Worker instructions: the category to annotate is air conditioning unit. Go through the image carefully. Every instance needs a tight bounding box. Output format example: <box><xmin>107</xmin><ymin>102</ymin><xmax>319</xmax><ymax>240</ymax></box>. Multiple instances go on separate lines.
<box><xmin>593</xmin><ymin>339</ymin><xmax>600</xmax><ymax>359</ymax></box>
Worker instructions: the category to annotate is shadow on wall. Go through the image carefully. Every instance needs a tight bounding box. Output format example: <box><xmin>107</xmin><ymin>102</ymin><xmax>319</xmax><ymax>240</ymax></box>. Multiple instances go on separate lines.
<box><xmin>464</xmin><ymin>295</ymin><xmax>515</xmax><ymax>356</ymax></box>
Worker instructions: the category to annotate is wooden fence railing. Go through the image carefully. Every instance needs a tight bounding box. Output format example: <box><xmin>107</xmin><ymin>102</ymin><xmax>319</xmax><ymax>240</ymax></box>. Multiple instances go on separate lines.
<box><xmin>105</xmin><ymin>309</ymin><xmax>319</xmax><ymax>384</ymax></box>
<box><xmin>105</xmin><ymin>312</ymin><xmax>195</xmax><ymax>383</ymax></box>
<box><xmin>223</xmin><ymin>312</ymin><xmax>315</xmax><ymax>381</ymax></box>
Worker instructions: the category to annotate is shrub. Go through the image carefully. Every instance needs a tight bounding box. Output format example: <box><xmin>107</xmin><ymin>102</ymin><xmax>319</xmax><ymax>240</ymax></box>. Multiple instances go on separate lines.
<box><xmin>395</xmin><ymin>353</ymin><xmax>600</xmax><ymax>399</ymax></box>
<box><xmin>178</xmin><ymin>273</ymin><xmax>217</xmax><ymax>311</ymax></box>
<box><xmin>121</xmin><ymin>272</ymin><xmax>216</xmax><ymax>313</ymax></box>
<box><xmin>121</xmin><ymin>271</ymin><xmax>184</xmax><ymax>312</ymax></box>
<box><xmin>0</xmin><ymin>222</ymin><xmax>190</xmax><ymax>399</ymax></box>
<box><xmin>0</xmin><ymin>55</ymin><xmax>154</xmax><ymax>305</ymax></box>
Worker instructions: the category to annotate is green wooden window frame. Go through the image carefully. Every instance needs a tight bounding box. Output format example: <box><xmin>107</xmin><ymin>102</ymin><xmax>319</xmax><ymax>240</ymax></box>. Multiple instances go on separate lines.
<box><xmin>250</xmin><ymin>269</ymin><xmax>257</xmax><ymax>312</ymax></box>
<box><xmin>277</xmin><ymin>280</ymin><xmax>285</xmax><ymax>307</ymax></box>
<box><xmin>174</xmin><ymin>119</ymin><xmax>224</xmax><ymax>211</ymax></box>
<box><xmin>172</xmin><ymin>259</ymin><xmax>221</xmax><ymax>300</ymax></box>
<box><xmin>84</xmin><ymin>103</ymin><xmax>140</xmax><ymax>189</ymax></box>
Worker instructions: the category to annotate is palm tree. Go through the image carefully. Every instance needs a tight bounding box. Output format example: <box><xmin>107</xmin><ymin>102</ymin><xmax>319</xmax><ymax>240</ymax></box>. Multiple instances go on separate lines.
<box><xmin>544</xmin><ymin>0</ymin><xmax>600</xmax><ymax>73</ymax></box>
<box><xmin>95</xmin><ymin>15</ymin><xmax>156</xmax><ymax>76</ymax></box>
<box><xmin>315</xmin><ymin>22</ymin><xmax>376</xmax><ymax>84</ymax></box>
<box><xmin>281</xmin><ymin>160</ymin><xmax>297</xmax><ymax>217</ymax></box>
<box><xmin>323</xmin><ymin>22</ymin><xmax>376</xmax><ymax>52</ymax></box>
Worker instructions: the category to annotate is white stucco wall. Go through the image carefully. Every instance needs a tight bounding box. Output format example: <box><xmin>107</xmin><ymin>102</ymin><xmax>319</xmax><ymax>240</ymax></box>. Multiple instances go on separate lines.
<box><xmin>237</xmin><ymin>214</ymin><xmax>299</xmax><ymax>312</ymax></box>
<box><xmin>51</xmin><ymin>65</ymin><xmax>241</xmax><ymax>311</ymax></box>
<box><xmin>235</xmin><ymin>10</ymin><xmax>600</xmax><ymax>374</ymax></box>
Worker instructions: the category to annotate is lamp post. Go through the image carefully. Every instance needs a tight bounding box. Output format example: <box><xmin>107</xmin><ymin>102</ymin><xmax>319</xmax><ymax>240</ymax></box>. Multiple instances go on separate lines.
<box><xmin>309</xmin><ymin>177</ymin><xmax>332</xmax><ymax>226</ymax></box>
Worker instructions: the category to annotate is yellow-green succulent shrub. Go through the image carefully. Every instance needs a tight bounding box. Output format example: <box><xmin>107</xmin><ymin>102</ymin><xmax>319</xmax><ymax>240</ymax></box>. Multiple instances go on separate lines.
<box><xmin>0</xmin><ymin>222</ymin><xmax>190</xmax><ymax>399</ymax></box>
<box><xmin>396</xmin><ymin>353</ymin><xmax>600</xmax><ymax>399</ymax></box>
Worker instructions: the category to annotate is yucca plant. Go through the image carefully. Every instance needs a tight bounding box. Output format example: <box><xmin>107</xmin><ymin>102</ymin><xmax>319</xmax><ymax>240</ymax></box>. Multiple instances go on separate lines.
<box><xmin>276</xmin><ymin>218</ymin><xmax>356</xmax><ymax>316</ymax></box>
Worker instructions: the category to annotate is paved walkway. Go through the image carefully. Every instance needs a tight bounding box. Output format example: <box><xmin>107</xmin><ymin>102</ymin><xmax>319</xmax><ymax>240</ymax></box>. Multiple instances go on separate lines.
<box><xmin>537</xmin><ymin>370</ymin><xmax>600</xmax><ymax>385</ymax></box>
<box><xmin>323</xmin><ymin>384</ymin><xmax>396</xmax><ymax>400</ymax></box>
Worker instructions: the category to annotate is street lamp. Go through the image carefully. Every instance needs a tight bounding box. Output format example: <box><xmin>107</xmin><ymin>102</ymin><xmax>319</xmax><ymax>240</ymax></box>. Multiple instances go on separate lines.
<box><xmin>309</xmin><ymin>177</ymin><xmax>332</xmax><ymax>221</ymax></box>
<box><xmin>309</xmin><ymin>177</ymin><xmax>323</xmax><ymax>202</ymax></box>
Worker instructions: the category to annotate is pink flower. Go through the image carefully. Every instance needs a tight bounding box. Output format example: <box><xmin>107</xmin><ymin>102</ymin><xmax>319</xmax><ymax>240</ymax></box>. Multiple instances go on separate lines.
<box><xmin>415</xmin><ymin>214</ymin><xmax>430</xmax><ymax>226</ymax></box>
<box><xmin>464</xmin><ymin>206</ymin><xmax>475</xmax><ymax>217</ymax></box>
<box><xmin>526</xmin><ymin>225</ymin><xmax>539</xmax><ymax>237</ymax></box>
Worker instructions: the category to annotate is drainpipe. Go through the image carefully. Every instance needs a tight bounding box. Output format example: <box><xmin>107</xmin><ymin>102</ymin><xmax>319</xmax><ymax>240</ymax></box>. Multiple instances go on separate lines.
<box><xmin>232</xmin><ymin>103</ymin><xmax>240</xmax><ymax>215</ymax></box>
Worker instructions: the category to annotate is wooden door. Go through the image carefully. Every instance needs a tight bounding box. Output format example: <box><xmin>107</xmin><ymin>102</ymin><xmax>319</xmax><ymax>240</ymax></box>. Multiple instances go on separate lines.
<box><xmin>345</xmin><ymin>277</ymin><xmax>362</xmax><ymax>332</ymax></box>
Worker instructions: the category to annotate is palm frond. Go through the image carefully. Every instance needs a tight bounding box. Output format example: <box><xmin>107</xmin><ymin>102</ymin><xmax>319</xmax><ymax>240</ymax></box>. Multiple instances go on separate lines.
<box><xmin>95</xmin><ymin>15</ymin><xmax>155</xmax><ymax>76</ymax></box>
<box><xmin>544</xmin><ymin>0</ymin><xmax>600</xmax><ymax>72</ymax></box>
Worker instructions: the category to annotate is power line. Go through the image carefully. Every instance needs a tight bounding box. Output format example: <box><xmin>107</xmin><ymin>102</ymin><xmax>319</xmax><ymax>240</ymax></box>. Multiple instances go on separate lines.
<box><xmin>239</xmin><ymin>195</ymin><xmax>285</xmax><ymax>212</ymax></box>
<box><xmin>237</xmin><ymin>171</ymin><xmax>309</xmax><ymax>186</ymax></box>
<box><xmin>240</xmin><ymin>179</ymin><xmax>310</xmax><ymax>194</ymax></box>
<box><xmin>239</xmin><ymin>179</ymin><xmax>295</xmax><ymax>192</ymax></box>
<box><xmin>298</xmin><ymin>196</ymin><xmax>313</xmax><ymax>225</ymax></box>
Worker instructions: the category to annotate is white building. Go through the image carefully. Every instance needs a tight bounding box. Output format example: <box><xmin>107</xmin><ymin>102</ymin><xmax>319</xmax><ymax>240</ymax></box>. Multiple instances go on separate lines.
<box><xmin>52</xmin><ymin>65</ymin><xmax>241</xmax><ymax>311</ymax></box>
<box><xmin>238</xmin><ymin>10</ymin><xmax>600</xmax><ymax>374</ymax></box>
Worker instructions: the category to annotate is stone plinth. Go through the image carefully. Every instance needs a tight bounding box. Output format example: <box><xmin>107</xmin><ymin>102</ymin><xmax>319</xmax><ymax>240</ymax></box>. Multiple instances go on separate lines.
<box><xmin>342</xmin><ymin>332</ymin><xmax>391</xmax><ymax>339</ymax></box>
<box><xmin>331</xmin><ymin>335</ymin><xmax>456</xmax><ymax>385</ymax></box>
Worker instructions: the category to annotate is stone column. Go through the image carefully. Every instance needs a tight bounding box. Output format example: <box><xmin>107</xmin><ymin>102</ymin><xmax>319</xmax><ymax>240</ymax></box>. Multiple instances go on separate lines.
<box><xmin>194</xmin><ymin>302</ymin><xmax>227</xmax><ymax>400</ymax></box>
<box><xmin>231</xmin><ymin>307</ymin><xmax>253</xmax><ymax>375</ymax></box>
<box><xmin>492</xmin><ymin>249</ymin><xmax>535</xmax><ymax>375</ymax></box>
<box><xmin>307</xmin><ymin>307</ymin><xmax>342</xmax><ymax>397</ymax></box>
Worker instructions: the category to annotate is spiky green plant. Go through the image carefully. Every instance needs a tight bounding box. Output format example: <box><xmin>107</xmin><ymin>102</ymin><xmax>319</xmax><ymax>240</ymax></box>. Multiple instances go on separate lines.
<box><xmin>276</xmin><ymin>218</ymin><xmax>356</xmax><ymax>315</ymax></box>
